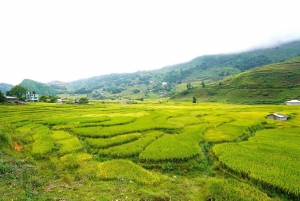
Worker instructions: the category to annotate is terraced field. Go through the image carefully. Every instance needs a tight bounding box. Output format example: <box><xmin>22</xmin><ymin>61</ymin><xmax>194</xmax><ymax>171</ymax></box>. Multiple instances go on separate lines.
<box><xmin>0</xmin><ymin>102</ymin><xmax>299</xmax><ymax>200</ymax></box>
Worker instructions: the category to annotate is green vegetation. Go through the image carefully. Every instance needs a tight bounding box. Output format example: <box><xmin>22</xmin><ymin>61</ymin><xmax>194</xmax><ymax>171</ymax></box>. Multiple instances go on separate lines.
<box><xmin>0</xmin><ymin>91</ymin><xmax>7</xmax><ymax>103</ymax></box>
<box><xmin>97</xmin><ymin>159</ymin><xmax>161</xmax><ymax>184</ymax></box>
<box><xmin>77</xmin><ymin>40</ymin><xmax>300</xmax><ymax>100</ymax></box>
<box><xmin>172</xmin><ymin>56</ymin><xmax>300</xmax><ymax>104</ymax></box>
<box><xmin>1</xmin><ymin>102</ymin><xmax>300</xmax><ymax>200</ymax></box>
<box><xmin>4</xmin><ymin>40</ymin><xmax>300</xmax><ymax>100</ymax></box>
<box><xmin>6</xmin><ymin>85</ymin><xmax>27</xmax><ymax>99</ymax></box>
<box><xmin>214</xmin><ymin>127</ymin><xmax>300</xmax><ymax>197</ymax></box>
<box><xmin>0</xmin><ymin>83</ymin><xmax>13</xmax><ymax>93</ymax></box>
<box><xmin>20</xmin><ymin>79</ymin><xmax>57</xmax><ymax>96</ymax></box>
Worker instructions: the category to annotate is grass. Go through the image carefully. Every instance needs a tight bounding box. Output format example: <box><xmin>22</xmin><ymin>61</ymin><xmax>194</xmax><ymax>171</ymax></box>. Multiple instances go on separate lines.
<box><xmin>213</xmin><ymin>126</ymin><xmax>300</xmax><ymax>197</ymax></box>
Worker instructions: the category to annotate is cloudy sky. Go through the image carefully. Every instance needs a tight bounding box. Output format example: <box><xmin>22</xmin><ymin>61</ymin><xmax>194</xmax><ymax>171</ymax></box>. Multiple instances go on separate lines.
<box><xmin>1</xmin><ymin>0</ymin><xmax>300</xmax><ymax>85</ymax></box>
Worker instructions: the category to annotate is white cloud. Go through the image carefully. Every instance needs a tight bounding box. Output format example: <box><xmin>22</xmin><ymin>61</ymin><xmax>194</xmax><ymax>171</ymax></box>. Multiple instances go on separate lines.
<box><xmin>1</xmin><ymin>0</ymin><xmax>300</xmax><ymax>85</ymax></box>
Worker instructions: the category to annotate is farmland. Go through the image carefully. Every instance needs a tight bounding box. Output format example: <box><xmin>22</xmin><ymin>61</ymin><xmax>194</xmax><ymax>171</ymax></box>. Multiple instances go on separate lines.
<box><xmin>0</xmin><ymin>102</ymin><xmax>300</xmax><ymax>200</ymax></box>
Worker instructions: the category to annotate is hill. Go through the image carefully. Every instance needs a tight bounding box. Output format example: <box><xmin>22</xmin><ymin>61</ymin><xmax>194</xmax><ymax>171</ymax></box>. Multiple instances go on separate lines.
<box><xmin>20</xmin><ymin>79</ymin><xmax>58</xmax><ymax>96</ymax></box>
<box><xmin>67</xmin><ymin>40</ymin><xmax>300</xmax><ymax>99</ymax></box>
<box><xmin>0</xmin><ymin>83</ymin><xmax>13</xmax><ymax>93</ymax></box>
<box><xmin>171</xmin><ymin>56</ymin><xmax>300</xmax><ymax>104</ymax></box>
<box><xmin>47</xmin><ymin>81</ymin><xmax>75</xmax><ymax>93</ymax></box>
<box><xmin>5</xmin><ymin>40</ymin><xmax>300</xmax><ymax>99</ymax></box>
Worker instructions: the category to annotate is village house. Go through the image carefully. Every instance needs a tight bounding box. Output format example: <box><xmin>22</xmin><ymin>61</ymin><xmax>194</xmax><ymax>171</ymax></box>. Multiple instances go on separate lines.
<box><xmin>71</xmin><ymin>99</ymin><xmax>79</xmax><ymax>104</ymax></box>
<box><xmin>162</xmin><ymin>82</ymin><xmax>167</xmax><ymax>87</ymax></box>
<box><xmin>5</xmin><ymin>95</ymin><xmax>18</xmax><ymax>102</ymax></box>
<box><xmin>286</xmin><ymin>100</ymin><xmax>300</xmax><ymax>105</ymax></box>
<box><xmin>25</xmin><ymin>91</ymin><xmax>39</xmax><ymax>102</ymax></box>
<box><xmin>266</xmin><ymin>113</ymin><xmax>288</xmax><ymax>121</ymax></box>
<box><xmin>56</xmin><ymin>98</ymin><xmax>63</xmax><ymax>103</ymax></box>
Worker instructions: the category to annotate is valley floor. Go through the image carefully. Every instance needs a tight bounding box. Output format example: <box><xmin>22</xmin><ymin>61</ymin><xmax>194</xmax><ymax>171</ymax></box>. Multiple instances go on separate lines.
<box><xmin>0</xmin><ymin>101</ymin><xmax>299</xmax><ymax>200</ymax></box>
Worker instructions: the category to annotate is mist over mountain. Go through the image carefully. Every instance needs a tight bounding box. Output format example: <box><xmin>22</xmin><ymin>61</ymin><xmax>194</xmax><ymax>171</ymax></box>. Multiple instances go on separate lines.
<box><xmin>66</xmin><ymin>40</ymin><xmax>300</xmax><ymax>99</ymax></box>
<box><xmin>6</xmin><ymin>40</ymin><xmax>300</xmax><ymax>98</ymax></box>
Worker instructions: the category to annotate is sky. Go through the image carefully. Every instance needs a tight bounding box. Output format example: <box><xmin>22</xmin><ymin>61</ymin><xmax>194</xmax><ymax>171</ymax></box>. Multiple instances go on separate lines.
<box><xmin>1</xmin><ymin>0</ymin><xmax>300</xmax><ymax>85</ymax></box>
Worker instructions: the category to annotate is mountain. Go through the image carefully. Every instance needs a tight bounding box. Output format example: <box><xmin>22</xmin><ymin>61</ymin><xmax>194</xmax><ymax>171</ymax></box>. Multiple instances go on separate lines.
<box><xmin>0</xmin><ymin>83</ymin><xmax>13</xmax><ymax>93</ymax></box>
<box><xmin>47</xmin><ymin>81</ymin><xmax>75</xmax><ymax>93</ymax></box>
<box><xmin>67</xmin><ymin>40</ymin><xmax>300</xmax><ymax>99</ymax></box>
<box><xmin>171</xmin><ymin>56</ymin><xmax>300</xmax><ymax>104</ymax></box>
<box><xmin>20</xmin><ymin>79</ymin><xmax>58</xmax><ymax>95</ymax></box>
<box><xmin>6</xmin><ymin>40</ymin><xmax>300</xmax><ymax>99</ymax></box>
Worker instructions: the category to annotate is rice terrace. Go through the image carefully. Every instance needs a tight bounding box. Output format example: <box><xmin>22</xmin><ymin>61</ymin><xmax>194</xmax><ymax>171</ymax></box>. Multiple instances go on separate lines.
<box><xmin>1</xmin><ymin>101</ymin><xmax>300</xmax><ymax>200</ymax></box>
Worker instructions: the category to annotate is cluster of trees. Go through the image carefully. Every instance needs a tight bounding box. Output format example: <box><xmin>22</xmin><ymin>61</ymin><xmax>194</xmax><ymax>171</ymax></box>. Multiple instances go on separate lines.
<box><xmin>74</xmin><ymin>88</ymin><xmax>93</xmax><ymax>94</ymax></box>
<box><xmin>0</xmin><ymin>91</ymin><xmax>7</xmax><ymax>103</ymax></box>
<box><xmin>6</xmin><ymin>85</ymin><xmax>28</xmax><ymax>100</ymax></box>
<box><xmin>0</xmin><ymin>85</ymin><xmax>29</xmax><ymax>103</ymax></box>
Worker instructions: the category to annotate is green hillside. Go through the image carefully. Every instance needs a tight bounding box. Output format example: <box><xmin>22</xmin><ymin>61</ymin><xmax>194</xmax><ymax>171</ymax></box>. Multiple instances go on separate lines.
<box><xmin>5</xmin><ymin>40</ymin><xmax>300</xmax><ymax>100</ymax></box>
<box><xmin>68</xmin><ymin>40</ymin><xmax>300</xmax><ymax>99</ymax></box>
<box><xmin>171</xmin><ymin>56</ymin><xmax>300</xmax><ymax>104</ymax></box>
<box><xmin>20</xmin><ymin>79</ymin><xmax>58</xmax><ymax>96</ymax></box>
<box><xmin>0</xmin><ymin>83</ymin><xmax>13</xmax><ymax>93</ymax></box>
<box><xmin>48</xmin><ymin>81</ymin><xmax>75</xmax><ymax>93</ymax></box>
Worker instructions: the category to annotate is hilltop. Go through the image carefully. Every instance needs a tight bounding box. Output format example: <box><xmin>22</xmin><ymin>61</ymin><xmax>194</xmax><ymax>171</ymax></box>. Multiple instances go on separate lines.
<box><xmin>171</xmin><ymin>56</ymin><xmax>300</xmax><ymax>104</ymax></box>
<box><xmin>19</xmin><ymin>79</ymin><xmax>58</xmax><ymax>95</ymax></box>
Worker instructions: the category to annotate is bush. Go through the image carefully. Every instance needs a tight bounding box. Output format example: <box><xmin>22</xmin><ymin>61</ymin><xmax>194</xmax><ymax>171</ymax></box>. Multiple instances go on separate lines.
<box><xmin>79</xmin><ymin>97</ymin><xmax>89</xmax><ymax>104</ymax></box>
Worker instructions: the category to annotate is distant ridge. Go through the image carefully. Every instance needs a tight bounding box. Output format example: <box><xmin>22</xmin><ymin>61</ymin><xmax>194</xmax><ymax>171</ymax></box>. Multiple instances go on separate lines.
<box><xmin>67</xmin><ymin>40</ymin><xmax>300</xmax><ymax>96</ymax></box>
<box><xmin>0</xmin><ymin>83</ymin><xmax>13</xmax><ymax>93</ymax></box>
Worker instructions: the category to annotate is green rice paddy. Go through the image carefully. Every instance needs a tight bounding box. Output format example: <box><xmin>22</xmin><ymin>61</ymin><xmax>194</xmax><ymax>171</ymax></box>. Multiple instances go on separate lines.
<box><xmin>0</xmin><ymin>101</ymin><xmax>299</xmax><ymax>200</ymax></box>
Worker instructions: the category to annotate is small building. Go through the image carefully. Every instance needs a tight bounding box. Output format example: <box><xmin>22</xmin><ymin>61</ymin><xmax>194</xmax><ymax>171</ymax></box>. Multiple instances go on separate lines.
<box><xmin>5</xmin><ymin>96</ymin><xmax>18</xmax><ymax>102</ymax></box>
<box><xmin>56</xmin><ymin>99</ymin><xmax>63</xmax><ymax>103</ymax></box>
<box><xmin>16</xmin><ymin>101</ymin><xmax>25</xmax><ymax>105</ymax></box>
<box><xmin>286</xmin><ymin>100</ymin><xmax>300</xmax><ymax>105</ymax></box>
<box><xmin>71</xmin><ymin>99</ymin><xmax>79</xmax><ymax>104</ymax></box>
<box><xmin>25</xmin><ymin>91</ymin><xmax>39</xmax><ymax>102</ymax></box>
<box><xmin>266</xmin><ymin>113</ymin><xmax>288</xmax><ymax>121</ymax></box>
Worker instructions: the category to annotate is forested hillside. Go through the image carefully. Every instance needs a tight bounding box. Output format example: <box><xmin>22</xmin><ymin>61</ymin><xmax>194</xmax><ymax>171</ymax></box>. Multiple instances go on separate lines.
<box><xmin>20</xmin><ymin>79</ymin><xmax>58</xmax><ymax>95</ymax></box>
<box><xmin>68</xmin><ymin>40</ymin><xmax>300</xmax><ymax>99</ymax></box>
<box><xmin>6</xmin><ymin>40</ymin><xmax>300</xmax><ymax>98</ymax></box>
<box><xmin>172</xmin><ymin>56</ymin><xmax>300</xmax><ymax>104</ymax></box>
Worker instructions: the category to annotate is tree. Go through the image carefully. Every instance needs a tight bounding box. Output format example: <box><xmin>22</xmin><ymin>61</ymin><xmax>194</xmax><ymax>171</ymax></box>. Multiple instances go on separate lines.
<box><xmin>186</xmin><ymin>83</ymin><xmax>192</xmax><ymax>90</ymax></box>
<box><xmin>78</xmin><ymin>97</ymin><xmax>89</xmax><ymax>104</ymax></box>
<box><xmin>192</xmin><ymin>96</ymin><xmax>197</xmax><ymax>103</ymax></box>
<box><xmin>133</xmin><ymin>89</ymin><xmax>140</xmax><ymax>94</ymax></box>
<box><xmin>0</xmin><ymin>91</ymin><xmax>7</xmax><ymax>103</ymax></box>
<box><xmin>39</xmin><ymin>95</ymin><xmax>48</xmax><ymax>102</ymax></box>
<box><xmin>7</xmin><ymin>85</ymin><xmax>27</xmax><ymax>99</ymax></box>
<box><xmin>49</xmin><ymin>96</ymin><xmax>59</xmax><ymax>103</ymax></box>
<box><xmin>201</xmin><ymin>81</ymin><xmax>205</xmax><ymax>88</ymax></box>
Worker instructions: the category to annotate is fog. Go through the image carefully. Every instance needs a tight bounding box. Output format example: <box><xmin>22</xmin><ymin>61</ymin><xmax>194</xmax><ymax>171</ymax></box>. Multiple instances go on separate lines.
<box><xmin>1</xmin><ymin>0</ymin><xmax>300</xmax><ymax>85</ymax></box>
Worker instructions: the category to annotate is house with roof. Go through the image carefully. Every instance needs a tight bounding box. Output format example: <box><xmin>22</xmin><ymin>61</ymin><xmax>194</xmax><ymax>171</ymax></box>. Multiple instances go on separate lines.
<box><xmin>5</xmin><ymin>95</ymin><xmax>18</xmax><ymax>102</ymax></box>
<box><xmin>25</xmin><ymin>91</ymin><xmax>39</xmax><ymax>102</ymax></box>
<box><xmin>286</xmin><ymin>100</ymin><xmax>300</xmax><ymax>105</ymax></box>
<box><xmin>266</xmin><ymin>113</ymin><xmax>288</xmax><ymax>121</ymax></box>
